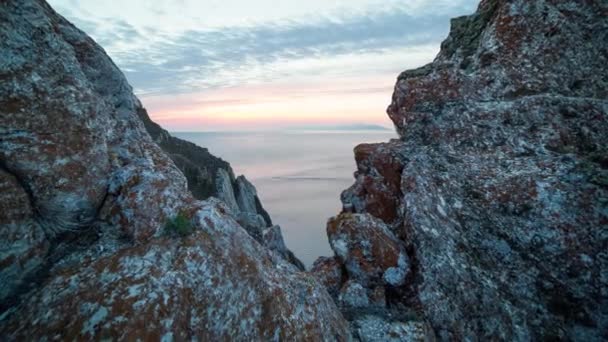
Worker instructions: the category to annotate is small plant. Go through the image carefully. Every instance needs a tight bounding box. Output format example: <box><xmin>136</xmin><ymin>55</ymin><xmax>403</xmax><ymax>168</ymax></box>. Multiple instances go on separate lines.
<box><xmin>164</xmin><ymin>212</ymin><xmax>194</xmax><ymax>237</ymax></box>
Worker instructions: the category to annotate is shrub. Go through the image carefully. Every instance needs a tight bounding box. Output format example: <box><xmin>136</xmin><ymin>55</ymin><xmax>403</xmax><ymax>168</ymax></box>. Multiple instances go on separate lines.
<box><xmin>164</xmin><ymin>212</ymin><xmax>194</xmax><ymax>237</ymax></box>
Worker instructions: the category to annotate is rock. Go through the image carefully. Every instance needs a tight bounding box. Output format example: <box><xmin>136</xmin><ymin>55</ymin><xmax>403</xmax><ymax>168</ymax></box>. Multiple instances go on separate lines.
<box><xmin>327</xmin><ymin>213</ymin><xmax>409</xmax><ymax>287</ymax></box>
<box><xmin>138</xmin><ymin>107</ymin><xmax>232</xmax><ymax>201</ymax></box>
<box><xmin>0</xmin><ymin>1</ymin><xmax>349</xmax><ymax>339</ymax></box>
<box><xmin>388</xmin><ymin>0</ymin><xmax>608</xmax><ymax>137</ymax></box>
<box><xmin>342</xmin><ymin>142</ymin><xmax>406</xmax><ymax>225</ymax></box>
<box><xmin>368</xmin><ymin>286</ymin><xmax>386</xmax><ymax>308</ymax></box>
<box><xmin>261</xmin><ymin>225</ymin><xmax>306</xmax><ymax>271</ymax></box>
<box><xmin>215</xmin><ymin>170</ymin><xmax>304</xmax><ymax>269</ymax></box>
<box><xmin>215</xmin><ymin>173</ymin><xmax>272</xmax><ymax>228</ymax></box>
<box><xmin>236</xmin><ymin>212</ymin><xmax>267</xmax><ymax>239</ymax></box>
<box><xmin>1</xmin><ymin>202</ymin><xmax>350</xmax><ymax>340</ymax></box>
<box><xmin>351</xmin><ymin>315</ymin><xmax>432</xmax><ymax>342</ymax></box>
<box><xmin>139</xmin><ymin>104</ymin><xmax>275</xmax><ymax>240</ymax></box>
<box><xmin>215</xmin><ymin>168</ymin><xmax>240</xmax><ymax>214</ymax></box>
<box><xmin>0</xmin><ymin>170</ymin><xmax>49</xmax><ymax>306</ymax></box>
<box><xmin>339</xmin><ymin>281</ymin><xmax>369</xmax><ymax>308</ymax></box>
<box><xmin>235</xmin><ymin>176</ymin><xmax>260</xmax><ymax>215</ymax></box>
<box><xmin>332</xmin><ymin>0</ymin><xmax>608</xmax><ymax>340</ymax></box>
<box><xmin>310</xmin><ymin>256</ymin><xmax>345</xmax><ymax>298</ymax></box>
<box><xmin>262</xmin><ymin>225</ymin><xmax>288</xmax><ymax>252</ymax></box>
<box><xmin>232</xmin><ymin>175</ymin><xmax>273</xmax><ymax>226</ymax></box>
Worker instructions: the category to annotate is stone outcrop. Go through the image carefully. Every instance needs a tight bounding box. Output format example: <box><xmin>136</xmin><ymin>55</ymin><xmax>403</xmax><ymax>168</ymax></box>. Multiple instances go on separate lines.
<box><xmin>216</xmin><ymin>169</ymin><xmax>304</xmax><ymax>270</ymax></box>
<box><xmin>327</xmin><ymin>213</ymin><xmax>409</xmax><ymax>288</ymax></box>
<box><xmin>137</xmin><ymin>80</ymin><xmax>294</xmax><ymax>266</ymax></box>
<box><xmin>0</xmin><ymin>0</ymin><xmax>345</xmax><ymax>339</ymax></box>
<box><xmin>134</xmin><ymin>66</ymin><xmax>288</xmax><ymax>265</ymax></box>
<box><xmin>310</xmin><ymin>256</ymin><xmax>345</xmax><ymax>298</ymax></box>
<box><xmin>138</xmin><ymin>106</ymin><xmax>231</xmax><ymax>201</ymax></box>
<box><xmin>315</xmin><ymin>0</ymin><xmax>608</xmax><ymax>340</ymax></box>
<box><xmin>261</xmin><ymin>225</ymin><xmax>306</xmax><ymax>271</ymax></box>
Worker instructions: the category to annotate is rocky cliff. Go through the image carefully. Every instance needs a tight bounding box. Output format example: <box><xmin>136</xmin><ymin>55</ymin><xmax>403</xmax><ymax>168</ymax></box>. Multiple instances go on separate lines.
<box><xmin>314</xmin><ymin>0</ymin><xmax>608</xmax><ymax>340</ymax></box>
<box><xmin>2</xmin><ymin>0</ymin><xmax>607</xmax><ymax>340</ymax></box>
<box><xmin>0</xmin><ymin>0</ymin><xmax>337</xmax><ymax>339</ymax></box>
<box><xmin>138</xmin><ymin>97</ymin><xmax>304</xmax><ymax>270</ymax></box>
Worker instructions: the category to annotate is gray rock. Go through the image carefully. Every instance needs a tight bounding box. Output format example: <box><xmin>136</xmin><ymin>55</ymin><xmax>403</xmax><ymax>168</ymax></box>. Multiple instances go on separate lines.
<box><xmin>327</xmin><ymin>213</ymin><xmax>409</xmax><ymax>287</ymax></box>
<box><xmin>320</xmin><ymin>0</ymin><xmax>608</xmax><ymax>340</ymax></box>
<box><xmin>339</xmin><ymin>281</ymin><xmax>369</xmax><ymax>308</ymax></box>
<box><xmin>236</xmin><ymin>212</ymin><xmax>267</xmax><ymax>240</ymax></box>
<box><xmin>235</xmin><ymin>175</ymin><xmax>259</xmax><ymax>215</ymax></box>
<box><xmin>215</xmin><ymin>168</ymin><xmax>240</xmax><ymax>214</ymax></box>
<box><xmin>352</xmin><ymin>315</ymin><xmax>432</xmax><ymax>342</ymax></box>
<box><xmin>215</xmin><ymin>171</ymin><xmax>304</xmax><ymax>269</ymax></box>
<box><xmin>0</xmin><ymin>1</ymin><xmax>349</xmax><ymax>339</ymax></box>
<box><xmin>309</xmin><ymin>256</ymin><xmax>345</xmax><ymax>298</ymax></box>
<box><xmin>262</xmin><ymin>225</ymin><xmax>306</xmax><ymax>271</ymax></box>
<box><xmin>137</xmin><ymin>107</ymin><xmax>232</xmax><ymax>201</ymax></box>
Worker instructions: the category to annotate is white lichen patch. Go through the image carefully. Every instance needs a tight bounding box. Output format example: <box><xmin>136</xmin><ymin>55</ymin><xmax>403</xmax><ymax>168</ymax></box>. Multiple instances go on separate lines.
<box><xmin>81</xmin><ymin>306</ymin><xmax>108</xmax><ymax>336</ymax></box>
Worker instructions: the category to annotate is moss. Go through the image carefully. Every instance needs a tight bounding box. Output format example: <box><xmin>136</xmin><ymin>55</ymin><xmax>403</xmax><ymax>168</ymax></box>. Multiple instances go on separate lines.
<box><xmin>164</xmin><ymin>212</ymin><xmax>194</xmax><ymax>237</ymax></box>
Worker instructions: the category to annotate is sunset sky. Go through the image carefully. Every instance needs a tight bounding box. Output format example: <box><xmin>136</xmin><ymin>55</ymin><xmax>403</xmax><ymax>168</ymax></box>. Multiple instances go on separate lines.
<box><xmin>49</xmin><ymin>0</ymin><xmax>478</xmax><ymax>131</ymax></box>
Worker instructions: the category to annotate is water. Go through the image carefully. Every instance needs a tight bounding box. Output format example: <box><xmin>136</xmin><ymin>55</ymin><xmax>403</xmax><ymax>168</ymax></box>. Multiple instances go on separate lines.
<box><xmin>173</xmin><ymin>131</ymin><xmax>396</xmax><ymax>268</ymax></box>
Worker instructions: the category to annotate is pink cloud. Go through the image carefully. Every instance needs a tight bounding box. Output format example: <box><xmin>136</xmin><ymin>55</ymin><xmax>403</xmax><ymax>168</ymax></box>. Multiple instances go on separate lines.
<box><xmin>141</xmin><ymin>73</ymin><xmax>397</xmax><ymax>131</ymax></box>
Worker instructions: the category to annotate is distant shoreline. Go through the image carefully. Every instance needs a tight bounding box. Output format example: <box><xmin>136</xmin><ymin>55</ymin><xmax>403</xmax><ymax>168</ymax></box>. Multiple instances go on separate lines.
<box><xmin>171</xmin><ymin>128</ymin><xmax>394</xmax><ymax>135</ymax></box>
<box><xmin>168</xmin><ymin>124</ymin><xmax>393</xmax><ymax>134</ymax></box>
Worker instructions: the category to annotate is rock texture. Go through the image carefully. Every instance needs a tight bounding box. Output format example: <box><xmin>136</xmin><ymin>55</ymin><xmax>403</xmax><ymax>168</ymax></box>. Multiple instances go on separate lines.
<box><xmin>0</xmin><ymin>0</ymin><xmax>344</xmax><ymax>339</ymax></box>
<box><xmin>327</xmin><ymin>213</ymin><xmax>409</xmax><ymax>288</ymax></box>
<box><xmin>310</xmin><ymin>256</ymin><xmax>345</xmax><ymax>298</ymax></box>
<box><xmin>314</xmin><ymin>0</ymin><xmax>608</xmax><ymax>340</ymax></box>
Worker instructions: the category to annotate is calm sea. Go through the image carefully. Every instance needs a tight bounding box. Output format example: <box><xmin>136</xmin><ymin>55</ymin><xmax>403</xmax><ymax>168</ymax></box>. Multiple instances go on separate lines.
<box><xmin>173</xmin><ymin>131</ymin><xmax>396</xmax><ymax>268</ymax></box>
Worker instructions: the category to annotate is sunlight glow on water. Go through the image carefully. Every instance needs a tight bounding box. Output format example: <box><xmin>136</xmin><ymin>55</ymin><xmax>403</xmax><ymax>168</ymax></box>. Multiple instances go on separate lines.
<box><xmin>174</xmin><ymin>131</ymin><xmax>396</xmax><ymax>268</ymax></box>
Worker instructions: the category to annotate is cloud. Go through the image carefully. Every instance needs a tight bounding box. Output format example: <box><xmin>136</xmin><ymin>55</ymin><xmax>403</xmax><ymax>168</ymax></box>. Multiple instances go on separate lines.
<box><xmin>53</xmin><ymin>3</ymin><xmax>477</xmax><ymax>95</ymax></box>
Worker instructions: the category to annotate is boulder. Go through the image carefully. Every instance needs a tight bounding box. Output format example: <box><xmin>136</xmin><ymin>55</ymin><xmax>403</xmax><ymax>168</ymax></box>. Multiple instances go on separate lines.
<box><xmin>0</xmin><ymin>170</ymin><xmax>49</xmax><ymax>306</ymax></box>
<box><xmin>0</xmin><ymin>1</ymin><xmax>348</xmax><ymax>339</ymax></box>
<box><xmin>310</xmin><ymin>256</ymin><xmax>345</xmax><ymax>298</ymax></box>
<box><xmin>327</xmin><ymin>213</ymin><xmax>409</xmax><ymax>287</ymax></box>
<box><xmin>341</xmin><ymin>141</ymin><xmax>406</xmax><ymax>225</ymax></box>
<box><xmin>334</xmin><ymin>0</ymin><xmax>608</xmax><ymax>340</ymax></box>
<box><xmin>339</xmin><ymin>281</ymin><xmax>369</xmax><ymax>309</ymax></box>
<box><xmin>351</xmin><ymin>315</ymin><xmax>433</xmax><ymax>342</ymax></box>
<box><xmin>1</xmin><ymin>202</ymin><xmax>350</xmax><ymax>340</ymax></box>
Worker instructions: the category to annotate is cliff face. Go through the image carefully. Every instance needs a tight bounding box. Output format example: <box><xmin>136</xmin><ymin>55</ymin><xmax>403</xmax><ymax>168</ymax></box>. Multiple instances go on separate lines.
<box><xmin>0</xmin><ymin>0</ymin><xmax>340</xmax><ymax>339</ymax></box>
<box><xmin>138</xmin><ymin>106</ymin><xmax>268</xmax><ymax>224</ymax></box>
<box><xmin>315</xmin><ymin>0</ymin><xmax>608</xmax><ymax>340</ymax></box>
<box><xmin>138</xmin><ymin>96</ymin><xmax>304</xmax><ymax>269</ymax></box>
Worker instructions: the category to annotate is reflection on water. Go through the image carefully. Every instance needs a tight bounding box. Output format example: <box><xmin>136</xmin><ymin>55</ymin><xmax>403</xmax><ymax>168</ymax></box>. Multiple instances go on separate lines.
<box><xmin>174</xmin><ymin>131</ymin><xmax>396</xmax><ymax>268</ymax></box>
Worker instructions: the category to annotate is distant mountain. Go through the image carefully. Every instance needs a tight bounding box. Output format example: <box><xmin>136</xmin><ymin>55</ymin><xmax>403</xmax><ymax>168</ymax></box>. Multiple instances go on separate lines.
<box><xmin>290</xmin><ymin>124</ymin><xmax>391</xmax><ymax>131</ymax></box>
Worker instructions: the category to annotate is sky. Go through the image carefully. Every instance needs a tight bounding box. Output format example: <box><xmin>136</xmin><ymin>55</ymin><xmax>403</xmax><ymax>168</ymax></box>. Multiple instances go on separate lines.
<box><xmin>48</xmin><ymin>0</ymin><xmax>479</xmax><ymax>131</ymax></box>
